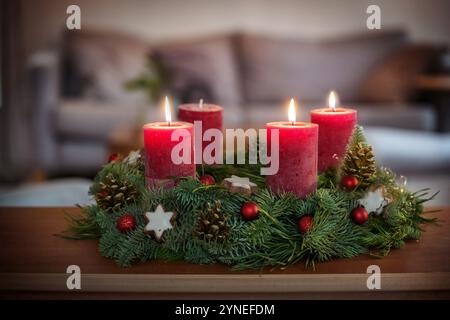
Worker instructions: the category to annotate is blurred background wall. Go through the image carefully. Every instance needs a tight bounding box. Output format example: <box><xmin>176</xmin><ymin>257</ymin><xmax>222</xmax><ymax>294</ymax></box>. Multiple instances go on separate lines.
<box><xmin>1</xmin><ymin>0</ymin><xmax>449</xmax><ymax>205</ymax></box>
<box><xmin>22</xmin><ymin>0</ymin><xmax>450</xmax><ymax>58</ymax></box>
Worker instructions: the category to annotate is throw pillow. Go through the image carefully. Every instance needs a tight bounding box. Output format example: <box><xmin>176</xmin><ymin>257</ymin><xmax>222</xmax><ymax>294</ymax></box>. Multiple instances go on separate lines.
<box><xmin>237</xmin><ymin>31</ymin><xmax>407</xmax><ymax>104</ymax></box>
<box><xmin>63</xmin><ymin>30</ymin><xmax>150</xmax><ymax>105</ymax></box>
<box><xmin>152</xmin><ymin>34</ymin><xmax>242</xmax><ymax>107</ymax></box>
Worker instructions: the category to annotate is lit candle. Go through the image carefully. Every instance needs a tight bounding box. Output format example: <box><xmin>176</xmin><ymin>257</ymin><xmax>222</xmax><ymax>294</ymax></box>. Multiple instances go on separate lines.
<box><xmin>143</xmin><ymin>96</ymin><xmax>196</xmax><ymax>189</ymax></box>
<box><xmin>178</xmin><ymin>99</ymin><xmax>223</xmax><ymax>152</ymax></box>
<box><xmin>266</xmin><ymin>98</ymin><xmax>318</xmax><ymax>199</ymax></box>
<box><xmin>310</xmin><ymin>91</ymin><xmax>357</xmax><ymax>172</ymax></box>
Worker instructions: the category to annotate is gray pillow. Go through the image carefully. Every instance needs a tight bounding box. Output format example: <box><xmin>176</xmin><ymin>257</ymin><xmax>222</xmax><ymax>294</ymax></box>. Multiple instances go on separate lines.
<box><xmin>63</xmin><ymin>30</ymin><xmax>150</xmax><ymax>105</ymax></box>
<box><xmin>238</xmin><ymin>31</ymin><xmax>407</xmax><ymax>103</ymax></box>
<box><xmin>153</xmin><ymin>35</ymin><xmax>242</xmax><ymax>107</ymax></box>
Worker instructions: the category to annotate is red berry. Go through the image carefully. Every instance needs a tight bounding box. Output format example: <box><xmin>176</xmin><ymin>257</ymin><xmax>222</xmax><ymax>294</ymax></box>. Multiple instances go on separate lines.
<box><xmin>98</xmin><ymin>191</ymin><xmax>109</xmax><ymax>198</ymax></box>
<box><xmin>341</xmin><ymin>175</ymin><xmax>359</xmax><ymax>191</ymax></box>
<box><xmin>108</xmin><ymin>153</ymin><xmax>120</xmax><ymax>163</ymax></box>
<box><xmin>298</xmin><ymin>215</ymin><xmax>314</xmax><ymax>234</ymax></box>
<box><xmin>199</xmin><ymin>174</ymin><xmax>215</xmax><ymax>186</ymax></box>
<box><xmin>351</xmin><ymin>207</ymin><xmax>368</xmax><ymax>225</ymax></box>
<box><xmin>240</xmin><ymin>201</ymin><xmax>260</xmax><ymax>221</ymax></box>
<box><xmin>116</xmin><ymin>214</ymin><xmax>136</xmax><ymax>233</ymax></box>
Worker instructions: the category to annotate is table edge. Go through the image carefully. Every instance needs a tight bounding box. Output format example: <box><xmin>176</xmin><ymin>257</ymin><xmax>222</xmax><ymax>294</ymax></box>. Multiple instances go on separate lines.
<box><xmin>1</xmin><ymin>272</ymin><xmax>449</xmax><ymax>293</ymax></box>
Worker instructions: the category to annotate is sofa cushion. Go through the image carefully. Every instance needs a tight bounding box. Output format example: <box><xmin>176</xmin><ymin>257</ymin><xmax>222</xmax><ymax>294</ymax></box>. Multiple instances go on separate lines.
<box><xmin>238</xmin><ymin>31</ymin><xmax>407</xmax><ymax>103</ymax></box>
<box><xmin>153</xmin><ymin>35</ymin><xmax>242</xmax><ymax>107</ymax></box>
<box><xmin>355</xmin><ymin>103</ymin><xmax>436</xmax><ymax>131</ymax></box>
<box><xmin>58</xmin><ymin>141</ymin><xmax>108</xmax><ymax>174</ymax></box>
<box><xmin>364</xmin><ymin>127</ymin><xmax>450</xmax><ymax>173</ymax></box>
<box><xmin>63</xmin><ymin>30</ymin><xmax>149</xmax><ymax>104</ymax></box>
<box><xmin>56</xmin><ymin>100</ymin><xmax>143</xmax><ymax>141</ymax></box>
<box><xmin>244</xmin><ymin>102</ymin><xmax>436</xmax><ymax>131</ymax></box>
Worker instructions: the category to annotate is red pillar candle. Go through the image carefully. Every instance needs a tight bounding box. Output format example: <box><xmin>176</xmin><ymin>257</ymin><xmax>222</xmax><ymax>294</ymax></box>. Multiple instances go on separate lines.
<box><xmin>178</xmin><ymin>100</ymin><xmax>223</xmax><ymax>153</ymax></box>
<box><xmin>266</xmin><ymin>99</ymin><xmax>318</xmax><ymax>199</ymax></box>
<box><xmin>310</xmin><ymin>91</ymin><xmax>357</xmax><ymax>172</ymax></box>
<box><xmin>143</xmin><ymin>97</ymin><xmax>196</xmax><ymax>189</ymax></box>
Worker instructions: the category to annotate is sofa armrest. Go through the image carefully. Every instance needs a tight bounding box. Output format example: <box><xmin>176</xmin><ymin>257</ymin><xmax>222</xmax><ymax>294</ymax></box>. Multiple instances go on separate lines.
<box><xmin>28</xmin><ymin>50</ymin><xmax>61</xmax><ymax>172</ymax></box>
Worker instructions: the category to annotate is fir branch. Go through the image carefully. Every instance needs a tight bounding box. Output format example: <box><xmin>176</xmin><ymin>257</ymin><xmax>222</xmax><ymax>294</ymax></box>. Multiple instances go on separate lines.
<box><xmin>63</xmin><ymin>151</ymin><xmax>437</xmax><ymax>269</ymax></box>
<box><xmin>201</xmin><ymin>164</ymin><xmax>265</xmax><ymax>188</ymax></box>
<box><xmin>57</xmin><ymin>205</ymin><xmax>100</xmax><ymax>240</ymax></box>
<box><xmin>318</xmin><ymin>168</ymin><xmax>338</xmax><ymax>189</ymax></box>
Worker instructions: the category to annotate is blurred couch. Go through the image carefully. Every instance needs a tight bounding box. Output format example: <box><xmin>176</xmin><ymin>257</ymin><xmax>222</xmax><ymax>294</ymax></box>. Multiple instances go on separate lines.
<box><xmin>29</xmin><ymin>29</ymin><xmax>447</xmax><ymax>177</ymax></box>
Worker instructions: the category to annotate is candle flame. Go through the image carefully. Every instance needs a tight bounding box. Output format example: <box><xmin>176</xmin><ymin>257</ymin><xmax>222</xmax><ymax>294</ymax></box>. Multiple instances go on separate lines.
<box><xmin>328</xmin><ymin>90</ymin><xmax>338</xmax><ymax>111</ymax></box>
<box><xmin>164</xmin><ymin>96</ymin><xmax>172</xmax><ymax>125</ymax></box>
<box><xmin>288</xmin><ymin>98</ymin><xmax>296</xmax><ymax>124</ymax></box>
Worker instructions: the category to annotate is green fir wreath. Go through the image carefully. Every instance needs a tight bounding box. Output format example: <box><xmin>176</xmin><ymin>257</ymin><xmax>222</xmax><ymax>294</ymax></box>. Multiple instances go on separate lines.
<box><xmin>61</xmin><ymin>126</ymin><xmax>437</xmax><ymax>269</ymax></box>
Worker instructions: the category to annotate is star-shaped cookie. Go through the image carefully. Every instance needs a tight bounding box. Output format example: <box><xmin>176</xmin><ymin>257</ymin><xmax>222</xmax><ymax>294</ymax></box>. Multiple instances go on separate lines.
<box><xmin>144</xmin><ymin>204</ymin><xmax>175</xmax><ymax>241</ymax></box>
<box><xmin>358</xmin><ymin>186</ymin><xmax>392</xmax><ymax>215</ymax></box>
<box><xmin>223</xmin><ymin>175</ymin><xmax>257</xmax><ymax>195</ymax></box>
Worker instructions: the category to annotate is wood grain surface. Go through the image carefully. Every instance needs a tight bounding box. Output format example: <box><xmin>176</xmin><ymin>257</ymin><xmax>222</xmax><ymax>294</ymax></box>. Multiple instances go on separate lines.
<box><xmin>0</xmin><ymin>207</ymin><xmax>448</xmax><ymax>299</ymax></box>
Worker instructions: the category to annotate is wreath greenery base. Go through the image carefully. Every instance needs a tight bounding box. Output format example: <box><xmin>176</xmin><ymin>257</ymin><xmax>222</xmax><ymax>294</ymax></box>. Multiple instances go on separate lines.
<box><xmin>62</xmin><ymin>127</ymin><xmax>436</xmax><ymax>270</ymax></box>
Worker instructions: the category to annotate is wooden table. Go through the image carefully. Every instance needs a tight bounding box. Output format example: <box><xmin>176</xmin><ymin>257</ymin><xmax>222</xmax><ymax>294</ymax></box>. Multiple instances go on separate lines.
<box><xmin>0</xmin><ymin>207</ymin><xmax>449</xmax><ymax>299</ymax></box>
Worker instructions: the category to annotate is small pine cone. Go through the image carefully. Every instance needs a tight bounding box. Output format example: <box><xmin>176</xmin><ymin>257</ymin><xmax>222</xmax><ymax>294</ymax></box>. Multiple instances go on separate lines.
<box><xmin>95</xmin><ymin>173</ymin><xmax>139</xmax><ymax>212</ymax></box>
<box><xmin>342</xmin><ymin>143</ymin><xmax>376</xmax><ymax>186</ymax></box>
<box><xmin>195</xmin><ymin>201</ymin><xmax>230</xmax><ymax>242</ymax></box>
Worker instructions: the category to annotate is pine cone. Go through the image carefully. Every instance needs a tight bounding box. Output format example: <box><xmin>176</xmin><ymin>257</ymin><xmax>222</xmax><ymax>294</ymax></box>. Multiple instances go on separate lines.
<box><xmin>342</xmin><ymin>142</ymin><xmax>376</xmax><ymax>185</ymax></box>
<box><xmin>195</xmin><ymin>201</ymin><xmax>230</xmax><ymax>242</ymax></box>
<box><xmin>95</xmin><ymin>173</ymin><xmax>139</xmax><ymax>212</ymax></box>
